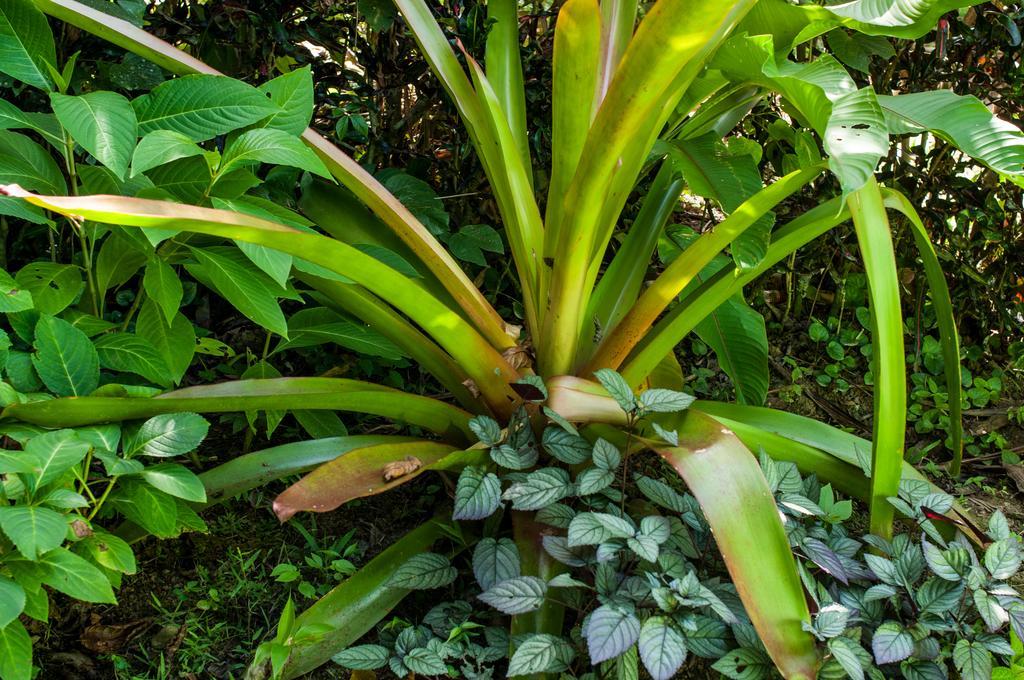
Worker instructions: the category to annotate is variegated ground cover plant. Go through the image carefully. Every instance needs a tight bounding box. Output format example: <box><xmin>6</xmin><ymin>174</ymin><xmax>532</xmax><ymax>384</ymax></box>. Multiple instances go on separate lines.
<box><xmin>0</xmin><ymin>0</ymin><xmax>1023</xmax><ymax>678</ymax></box>
<box><xmin>327</xmin><ymin>396</ymin><xmax>1024</xmax><ymax>680</ymax></box>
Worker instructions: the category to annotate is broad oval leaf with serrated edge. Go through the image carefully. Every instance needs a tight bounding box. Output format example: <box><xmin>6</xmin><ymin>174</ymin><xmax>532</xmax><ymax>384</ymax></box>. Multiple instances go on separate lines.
<box><xmin>478</xmin><ymin>576</ymin><xmax>547</xmax><ymax>615</ymax></box>
<box><xmin>388</xmin><ymin>553</ymin><xmax>457</xmax><ymax>590</ymax></box>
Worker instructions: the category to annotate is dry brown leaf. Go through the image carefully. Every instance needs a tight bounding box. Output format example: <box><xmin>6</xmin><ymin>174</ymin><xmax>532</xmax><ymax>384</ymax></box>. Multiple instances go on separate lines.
<box><xmin>382</xmin><ymin>456</ymin><xmax>422</xmax><ymax>481</ymax></box>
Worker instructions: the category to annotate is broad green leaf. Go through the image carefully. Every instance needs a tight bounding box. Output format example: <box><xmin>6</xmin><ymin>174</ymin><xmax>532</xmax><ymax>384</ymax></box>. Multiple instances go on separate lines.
<box><xmin>668</xmin><ymin>135</ymin><xmax>774</xmax><ymax>270</ymax></box>
<box><xmin>871</xmin><ymin>621</ymin><xmax>913</xmax><ymax>665</ymax></box>
<box><xmin>94</xmin><ymin>232</ymin><xmax>149</xmax><ymax>296</ymax></box>
<box><xmin>568</xmin><ymin>512</ymin><xmax>636</xmax><ymax>546</ymax></box>
<box><xmin>36</xmin><ymin>547</ymin><xmax>116</xmax><ymax>603</ymax></box>
<box><xmin>577</xmin><ymin>467</ymin><xmax>614</xmax><ymax>495</ymax></box>
<box><xmin>468</xmin><ymin>415</ymin><xmax>501</xmax><ymax>446</ymax></box>
<box><xmin>23</xmin><ymin>428</ymin><xmax>90</xmax><ymax>491</ymax></box>
<box><xmin>75</xmin><ymin>531</ymin><xmax>136</xmax><ymax>574</ymax></box>
<box><xmin>31</xmin><ymin>315</ymin><xmax>99</xmax><ymax>397</ymax></box>
<box><xmin>332</xmin><ymin>644</ymin><xmax>390</xmax><ymax>670</ymax></box>
<box><xmin>826</xmin><ymin>0</ymin><xmax>981</xmax><ymax>36</ymax></box>
<box><xmin>827</xmin><ymin>637</ymin><xmax>864</xmax><ymax>680</ymax></box>
<box><xmin>50</xmin><ymin>91</ymin><xmax>137</xmax><ymax>178</ymax></box>
<box><xmin>258</xmin><ymin>66</ymin><xmax>314</xmax><ymax>135</ymax></box>
<box><xmin>388</xmin><ymin>553</ymin><xmax>457</xmax><ymax>589</ymax></box>
<box><xmin>451</xmin><ymin>465</ymin><xmax>501</xmax><ymax>520</ymax></box>
<box><xmin>0</xmin><ymin>619</ymin><xmax>31</xmax><ymax>680</ymax></box>
<box><xmin>594</xmin><ymin>368</ymin><xmax>636</xmax><ymax>412</ymax></box>
<box><xmin>142</xmin><ymin>256</ymin><xmax>183</xmax><ymax>326</ymax></box>
<box><xmin>587</xmin><ymin>604</ymin><xmax>641</xmax><ymax>664</ymax></box>
<box><xmin>234</xmin><ymin>242</ymin><xmax>292</xmax><ymax>288</ymax></box>
<box><xmin>542</xmin><ymin>426</ymin><xmax>591</xmax><ymax>464</ymax></box>
<box><xmin>108</xmin><ymin>480</ymin><xmax>178</xmax><ymax>537</ymax></box>
<box><xmin>712</xmin><ymin>647</ymin><xmax>773</xmax><ymax>679</ymax></box>
<box><xmin>501</xmin><ymin>467</ymin><xmax>573</xmax><ymax>511</ymax></box>
<box><xmin>133</xmin><ymin>74</ymin><xmax>280</xmax><ymax>141</ymax></box>
<box><xmin>953</xmin><ymin>639</ymin><xmax>992</xmax><ymax>680</ymax></box>
<box><xmin>0</xmin><ymin>577</ymin><xmax>25</xmax><ymax>629</ymax></box>
<box><xmin>15</xmin><ymin>263</ymin><xmax>81</xmax><ymax>315</ymax></box>
<box><xmin>507</xmin><ymin>634</ymin><xmax>575</xmax><ymax>676</ymax></box>
<box><xmin>478</xmin><ymin>576</ymin><xmax>547</xmax><ymax>615</ymax></box>
<box><xmin>218</xmin><ymin>128</ymin><xmax>330</xmax><ymax>179</ymax></box>
<box><xmin>93</xmin><ymin>332</ymin><xmax>172</xmax><ymax>387</ymax></box>
<box><xmin>273</xmin><ymin>307</ymin><xmax>405</xmax><ymax>361</ymax></box>
<box><xmin>0</xmin><ymin>130</ymin><xmax>65</xmax><ymax>193</ymax></box>
<box><xmin>694</xmin><ymin>295</ymin><xmax>769</xmax><ymax>406</ymax></box>
<box><xmin>123</xmin><ymin>412</ymin><xmax>209</xmax><ymax>458</ymax></box>
<box><xmin>139</xmin><ymin>462</ymin><xmax>206</xmax><ymax>502</ymax></box>
<box><xmin>135</xmin><ymin>300</ymin><xmax>194</xmax><ymax>385</ymax></box>
<box><xmin>402</xmin><ymin>647</ymin><xmax>447</xmax><ymax>676</ymax></box>
<box><xmin>985</xmin><ymin>539</ymin><xmax>1021</xmax><ymax>580</ymax></box>
<box><xmin>378</xmin><ymin>169</ymin><xmax>449</xmax><ymax>237</ymax></box>
<box><xmin>592</xmin><ymin>438</ymin><xmax>621</xmax><ymax>470</ymax></box>
<box><xmin>130</xmin><ymin>129</ymin><xmax>205</xmax><ymax>177</ymax></box>
<box><xmin>0</xmin><ymin>266</ymin><xmax>33</xmax><ymax>313</ymax></box>
<box><xmin>714</xmin><ymin>36</ymin><xmax>887</xmax><ymax>193</ymax></box>
<box><xmin>0</xmin><ymin>505</ymin><xmax>66</xmax><ymax>559</ymax></box>
<box><xmin>0</xmin><ymin>0</ymin><xmax>56</xmax><ymax>90</ymax></box>
<box><xmin>472</xmin><ymin>537</ymin><xmax>520</xmax><ymax>591</ymax></box>
<box><xmin>447</xmin><ymin>223</ymin><xmax>504</xmax><ymax>266</ymax></box>
<box><xmin>185</xmin><ymin>246</ymin><xmax>288</xmax><ymax>337</ymax></box>
<box><xmin>880</xmin><ymin>90</ymin><xmax>1024</xmax><ymax>181</ymax></box>
<box><xmin>639</xmin><ymin>616</ymin><xmax>687</xmax><ymax>680</ymax></box>
<box><xmin>826</xmin><ymin>30</ymin><xmax>894</xmax><ymax>73</ymax></box>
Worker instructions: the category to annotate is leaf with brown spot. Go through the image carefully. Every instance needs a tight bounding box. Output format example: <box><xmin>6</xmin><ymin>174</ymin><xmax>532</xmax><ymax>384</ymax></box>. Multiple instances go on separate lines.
<box><xmin>272</xmin><ymin>441</ymin><xmax>483</xmax><ymax>521</ymax></box>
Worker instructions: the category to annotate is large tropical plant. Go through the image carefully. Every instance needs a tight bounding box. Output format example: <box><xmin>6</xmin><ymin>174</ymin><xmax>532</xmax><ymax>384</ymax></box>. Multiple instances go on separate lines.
<box><xmin>2</xmin><ymin>0</ymin><xmax>1023</xmax><ymax>677</ymax></box>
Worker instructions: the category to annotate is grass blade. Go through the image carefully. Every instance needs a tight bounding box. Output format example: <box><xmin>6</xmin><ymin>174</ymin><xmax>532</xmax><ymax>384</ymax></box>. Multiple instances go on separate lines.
<box><xmin>847</xmin><ymin>176</ymin><xmax>904</xmax><ymax>540</ymax></box>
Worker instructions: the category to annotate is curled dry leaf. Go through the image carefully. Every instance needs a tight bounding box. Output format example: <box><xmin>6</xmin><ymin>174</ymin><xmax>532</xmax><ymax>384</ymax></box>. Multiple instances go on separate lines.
<box><xmin>382</xmin><ymin>456</ymin><xmax>423</xmax><ymax>481</ymax></box>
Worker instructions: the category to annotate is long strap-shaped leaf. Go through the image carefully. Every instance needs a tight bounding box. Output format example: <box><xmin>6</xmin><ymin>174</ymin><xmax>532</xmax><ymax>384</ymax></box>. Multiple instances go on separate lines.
<box><xmin>299</xmin><ymin>272</ymin><xmax>478</xmax><ymax>410</ymax></box>
<box><xmin>2</xmin><ymin>378</ymin><xmax>474</xmax><ymax>441</ymax></box>
<box><xmin>585</xmin><ymin>164</ymin><xmax>822</xmax><ymax>374</ymax></box>
<box><xmin>847</xmin><ymin>177</ymin><xmax>904</xmax><ymax>540</ymax></box>
<box><xmin>544</xmin><ymin>0</ymin><xmax>600</xmax><ymax>251</ymax></box>
<box><xmin>484</xmin><ymin>0</ymin><xmax>530</xmax><ymax>176</ymax></box>
<box><xmin>542</xmin><ymin>0</ymin><xmax>758</xmax><ymax>375</ymax></box>
<box><xmin>619</xmin><ymin>197</ymin><xmax>852</xmax><ymax>384</ymax></box>
<box><xmin>273</xmin><ymin>441</ymin><xmax>480</xmax><ymax>521</ymax></box>
<box><xmin>31</xmin><ymin>0</ymin><xmax>512</xmax><ymax>354</ymax></box>
<box><xmin>586</xmin><ymin>161</ymin><xmax>684</xmax><ymax>347</ymax></box>
<box><xmin>390</xmin><ymin>0</ymin><xmax>545</xmax><ymax>332</ymax></box>
<box><xmin>116</xmin><ymin>435</ymin><xmax>419</xmax><ymax>543</ymax></box>
<box><xmin>879</xmin><ymin>188</ymin><xmax>964</xmax><ymax>475</ymax></box>
<box><xmin>653</xmin><ymin>411</ymin><xmax>817</xmax><ymax>680</ymax></box>
<box><xmin>4</xmin><ymin>188</ymin><xmax>520</xmax><ymax>414</ymax></box>
<box><xmin>273</xmin><ymin>520</ymin><xmax>458</xmax><ymax>679</ymax></box>
<box><xmin>692</xmin><ymin>401</ymin><xmax>983</xmax><ymax>541</ymax></box>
